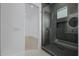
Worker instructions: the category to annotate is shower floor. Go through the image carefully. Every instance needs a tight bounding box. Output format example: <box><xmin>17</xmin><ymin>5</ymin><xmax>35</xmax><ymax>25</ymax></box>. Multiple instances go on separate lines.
<box><xmin>42</xmin><ymin>43</ymin><xmax>78</xmax><ymax>56</ymax></box>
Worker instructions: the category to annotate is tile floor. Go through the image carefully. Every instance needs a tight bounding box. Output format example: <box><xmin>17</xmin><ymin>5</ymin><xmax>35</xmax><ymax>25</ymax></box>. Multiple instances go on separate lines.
<box><xmin>25</xmin><ymin>37</ymin><xmax>50</xmax><ymax>56</ymax></box>
<box><xmin>25</xmin><ymin>49</ymin><xmax>50</xmax><ymax>56</ymax></box>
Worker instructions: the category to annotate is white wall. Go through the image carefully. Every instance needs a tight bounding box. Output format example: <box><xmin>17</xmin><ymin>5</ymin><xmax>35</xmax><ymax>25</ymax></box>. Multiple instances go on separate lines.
<box><xmin>1</xmin><ymin>3</ymin><xmax>25</xmax><ymax>56</ymax></box>
<box><xmin>25</xmin><ymin>3</ymin><xmax>41</xmax><ymax>49</ymax></box>
<box><xmin>25</xmin><ymin>4</ymin><xmax>40</xmax><ymax>39</ymax></box>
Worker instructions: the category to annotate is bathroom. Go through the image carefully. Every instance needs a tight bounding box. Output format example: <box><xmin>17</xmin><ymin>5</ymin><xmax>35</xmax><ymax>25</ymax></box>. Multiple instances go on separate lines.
<box><xmin>42</xmin><ymin>3</ymin><xmax>78</xmax><ymax>56</ymax></box>
<box><xmin>0</xmin><ymin>3</ymin><xmax>78</xmax><ymax>56</ymax></box>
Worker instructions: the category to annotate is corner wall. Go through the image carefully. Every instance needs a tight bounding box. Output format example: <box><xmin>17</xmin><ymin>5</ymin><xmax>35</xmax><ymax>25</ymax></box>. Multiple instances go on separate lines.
<box><xmin>25</xmin><ymin>4</ymin><xmax>41</xmax><ymax>49</ymax></box>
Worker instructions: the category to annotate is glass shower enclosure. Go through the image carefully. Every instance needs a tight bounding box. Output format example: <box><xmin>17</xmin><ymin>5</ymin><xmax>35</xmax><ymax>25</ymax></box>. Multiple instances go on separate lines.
<box><xmin>42</xmin><ymin>3</ymin><xmax>78</xmax><ymax>56</ymax></box>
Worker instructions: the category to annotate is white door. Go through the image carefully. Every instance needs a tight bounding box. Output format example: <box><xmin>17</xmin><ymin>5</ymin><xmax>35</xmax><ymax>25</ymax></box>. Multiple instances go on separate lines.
<box><xmin>1</xmin><ymin>3</ymin><xmax>25</xmax><ymax>56</ymax></box>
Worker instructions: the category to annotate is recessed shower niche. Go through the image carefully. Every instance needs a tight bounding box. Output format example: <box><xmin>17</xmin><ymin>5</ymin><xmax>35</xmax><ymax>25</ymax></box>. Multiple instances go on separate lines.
<box><xmin>42</xmin><ymin>3</ymin><xmax>78</xmax><ymax>56</ymax></box>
